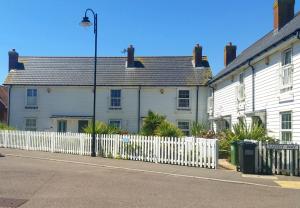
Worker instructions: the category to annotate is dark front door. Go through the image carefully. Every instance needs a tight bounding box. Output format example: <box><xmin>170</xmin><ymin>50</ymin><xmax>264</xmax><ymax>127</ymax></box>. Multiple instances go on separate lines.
<box><xmin>78</xmin><ymin>120</ymin><xmax>88</xmax><ymax>133</ymax></box>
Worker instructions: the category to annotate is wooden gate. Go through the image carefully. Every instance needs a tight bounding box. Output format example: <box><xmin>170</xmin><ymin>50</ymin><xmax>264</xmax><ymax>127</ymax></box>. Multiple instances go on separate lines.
<box><xmin>255</xmin><ymin>142</ymin><xmax>300</xmax><ymax>176</ymax></box>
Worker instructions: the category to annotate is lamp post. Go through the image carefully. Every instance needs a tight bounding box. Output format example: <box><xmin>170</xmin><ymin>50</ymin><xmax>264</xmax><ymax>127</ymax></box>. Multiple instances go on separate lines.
<box><xmin>80</xmin><ymin>9</ymin><xmax>98</xmax><ymax>157</ymax></box>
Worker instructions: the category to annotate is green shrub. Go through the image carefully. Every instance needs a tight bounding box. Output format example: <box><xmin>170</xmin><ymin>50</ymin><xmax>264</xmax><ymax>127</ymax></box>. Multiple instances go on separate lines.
<box><xmin>154</xmin><ymin>121</ymin><xmax>184</xmax><ymax>137</ymax></box>
<box><xmin>0</xmin><ymin>123</ymin><xmax>15</xmax><ymax>130</ymax></box>
<box><xmin>84</xmin><ymin>121</ymin><xmax>121</xmax><ymax>134</ymax></box>
<box><xmin>191</xmin><ymin>122</ymin><xmax>215</xmax><ymax>139</ymax></box>
<box><xmin>141</xmin><ymin>111</ymin><xmax>166</xmax><ymax>136</ymax></box>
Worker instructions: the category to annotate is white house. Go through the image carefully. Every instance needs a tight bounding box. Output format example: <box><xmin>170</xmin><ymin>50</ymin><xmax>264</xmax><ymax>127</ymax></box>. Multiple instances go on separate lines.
<box><xmin>209</xmin><ymin>0</ymin><xmax>300</xmax><ymax>143</ymax></box>
<box><xmin>4</xmin><ymin>45</ymin><xmax>212</xmax><ymax>135</ymax></box>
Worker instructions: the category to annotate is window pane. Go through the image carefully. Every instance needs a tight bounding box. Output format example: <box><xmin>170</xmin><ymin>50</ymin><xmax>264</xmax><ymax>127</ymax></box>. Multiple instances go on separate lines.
<box><xmin>111</xmin><ymin>90</ymin><xmax>121</xmax><ymax>98</ymax></box>
<box><xmin>282</xmin><ymin>132</ymin><xmax>292</xmax><ymax>141</ymax></box>
<box><xmin>25</xmin><ymin>119</ymin><xmax>36</xmax><ymax>131</ymax></box>
<box><xmin>111</xmin><ymin>98</ymin><xmax>121</xmax><ymax>107</ymax></box>
<box><xmin>109</xmin><ymin>120</ymin><xmax>121</xmax><ymax>128</ymax></box>
<box><xmin>27</xmin><ymin>89</ymin><xmax>37</xmax><ymax>106</ymax></box>
<box><xmin>178</xmin><ymin>99</ymin><xmax>189</xmax><ymax>108</ymax></box>
<box><xmin>58</xmin><ymin>120</ymin><xmax>67</xmax><ymax>132</ymax></box>
<box><xmin>284</xmin><ymin>50</ymin><xmax>292</xmax><ymax>65</ymax></box>
<box><xmin>78</xmin><ymin>120</ymin><xmax>88</xmax><ymax>133</ymax></box>
<box><xmin>179</xmin><ymin>90</ymin><xmax>189</xmax><ymax>98</ymax></box>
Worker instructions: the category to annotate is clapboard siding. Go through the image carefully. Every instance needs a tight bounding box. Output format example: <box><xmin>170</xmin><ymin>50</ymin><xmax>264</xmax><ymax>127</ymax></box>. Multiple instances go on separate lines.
<box><xmin>212</xmin><ymin>39</ymin><xmax>300</xmax><ymax>143</ymax></box>
<box><xmin>9</xmin><ymin>86</ymin><xmax>209</xmax><ymax>133</ymax></box>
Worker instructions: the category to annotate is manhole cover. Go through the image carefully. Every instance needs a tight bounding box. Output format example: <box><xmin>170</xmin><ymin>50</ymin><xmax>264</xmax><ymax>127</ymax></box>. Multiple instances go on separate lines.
<box><xmin>0</xmin><ymin>198</ymin><xmax>28</xmax><ymax>208</ymax></box>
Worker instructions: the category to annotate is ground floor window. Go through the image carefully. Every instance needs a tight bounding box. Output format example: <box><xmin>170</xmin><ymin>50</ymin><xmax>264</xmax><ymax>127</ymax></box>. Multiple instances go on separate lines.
<box><xmin>177</xmin><ymin>121</ymin><xmax>190</xmax><ymax>136</ymax></box>
<box><xmin>280</xmin><ymin>112</ymin><xmax>292</xmax><ymax>142</ymax></box>
<box><xmin>78</xmin><ymin>120</ymin><xmax>89</xmax><ymax>133</ymax></box>
<box><xmin>25</xmin><ymin>118</ymin><xmax>36</xmax><ymax>131</ymax></box>
<box><xmin>215</xmin><ymin>117</ymin><xmax>231</xmax><ymax>132</ymax></box>
<box><xmin>57</xmin><ymin>120</ymin><xmax>67</xmax><ymax>133</ymax></box>
<box><xmin>109</xmin><ymin>119</ymin><xmax>122</xmax><ymax>129</ymax></box>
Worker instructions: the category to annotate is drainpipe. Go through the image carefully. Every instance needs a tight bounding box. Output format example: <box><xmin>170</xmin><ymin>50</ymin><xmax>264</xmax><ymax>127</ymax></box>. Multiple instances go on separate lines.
<box><xmin>196</xmin><ymin>86</ymin><xmax>199</xmax><ymax>124</ymax></box>
<box><xmin>297</xmin><ymin>31</ymin><xmax>300</xmax><ymax>40</ymax></box>
<box><xmin>137</xmin><ymin>86</ymin><xmax>141</xmax><ymax>132</ymax></box>
<box><xmin>248</xmin><ymin>60</ymin><xmax>255</xmax><ymax>113</ymax></box>
<box><xmin>7</xmin><ymin>85</ymin><xmax>11</xmax><ymax>126</ymax></box>
<box><xmin>208</xmin><ymin>83</ymin><xmax>215</xmax><ymax>130</ymax></box>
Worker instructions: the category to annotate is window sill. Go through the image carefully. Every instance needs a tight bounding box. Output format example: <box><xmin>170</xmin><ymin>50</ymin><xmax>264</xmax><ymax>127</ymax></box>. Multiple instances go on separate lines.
<box><xmin>177</xmin><ymin>108</ymin><xmax>191</xmax><ymax>112</ymax></box>
<box><xmin>25</xmin><ymin>106</ymin><xmax>38</xmax><ymax>110</ymax></box>
<box><xmin>279</xmin><ymin>91</ymin><xmax>294</xmax><ymax>103</ymax></box>
<box><xmin>109</xmin><ymin>107</ymin><xmax>122</xmax><ymax>110</ymax></box>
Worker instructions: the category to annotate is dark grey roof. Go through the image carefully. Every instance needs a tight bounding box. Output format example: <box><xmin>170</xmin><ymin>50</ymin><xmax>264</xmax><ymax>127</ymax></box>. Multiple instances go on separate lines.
<box><xmin>4</xmin><ymin>56</ymin><xmax>212</xmax><ymax>86</ymax></box>
<box><xmin>210</xmin><ymin>12</ymin><xmax>300</xmax><ymax>83</ymax></box>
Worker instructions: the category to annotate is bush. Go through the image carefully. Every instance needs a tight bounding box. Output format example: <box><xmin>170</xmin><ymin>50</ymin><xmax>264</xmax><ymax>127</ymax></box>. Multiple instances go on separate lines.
<box><xmin>84</xmin><ymin>121</ymin><xmax>121</xmax><ymax>134</ymax></box>
<box><xmin>0</xmin><ymin>123</ymin><xmax>15</xmax><ymax>130</ymax></box>
<box><xmin>141</xmin><ymin>111</ymin><xmax>166</xmax><ymax>136</ymax></box>
<box><xmin>191</xmin><ymin>122</ymin><xmax>215</xmax><ymax>139</ymax></box>
<box><xmin>154</xmin><ymin>121</ymin><xmax>184</xmax><ymax>137</ymax></box>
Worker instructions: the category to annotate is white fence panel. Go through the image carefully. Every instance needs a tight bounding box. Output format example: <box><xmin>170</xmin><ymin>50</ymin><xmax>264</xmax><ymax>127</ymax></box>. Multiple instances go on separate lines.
<box><xmin>0</xmin><ymin>130</ymin><xmax>218</xmax><ymax>169</ymax></box>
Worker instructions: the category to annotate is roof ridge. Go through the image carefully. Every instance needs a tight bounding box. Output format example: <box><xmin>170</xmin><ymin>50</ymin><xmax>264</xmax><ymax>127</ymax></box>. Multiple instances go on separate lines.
<box><xmin>19</xmin><ymin>55</ymin><xmax>195</xmax><ymax>59</ymax></box>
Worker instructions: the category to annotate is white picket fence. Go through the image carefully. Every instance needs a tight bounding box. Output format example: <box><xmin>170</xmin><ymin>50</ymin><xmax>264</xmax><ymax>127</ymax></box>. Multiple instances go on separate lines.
<box><xmin>0</xmin><ymin>130</ymin><xmax>219</xmax><ymax>169</ymax></box>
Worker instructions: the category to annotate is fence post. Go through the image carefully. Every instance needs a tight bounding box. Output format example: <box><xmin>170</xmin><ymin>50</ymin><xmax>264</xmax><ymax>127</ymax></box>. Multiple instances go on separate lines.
<box><xmin>215</xmin><ymin>139</ymin><xmax>219</xmax><ymax>169</ymax></box>
<box><xmin>51</xmin><ymin>132</ymin><xmax>55</xmax><ymax>153</ymax></box>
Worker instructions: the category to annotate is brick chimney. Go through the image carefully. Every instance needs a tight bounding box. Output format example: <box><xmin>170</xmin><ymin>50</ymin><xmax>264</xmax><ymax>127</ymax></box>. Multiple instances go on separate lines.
<box><xmin>127</xmin><ymin>45</ymin><xmax>135</xmax><ymax>68</ymax></box>
<box><xmin>193</xmin><ymin>44</ymin><xmax>202</xmax><ymax>67</ymax></box>
<box><xmin>8</xmin><ymin>49</ymin><xmax>19</xmax><ymax>71</ymax></box>
<box><xmin>224</xmin><ymin>42</ymin><xmax>237</xmax><ymax>66</ymax></box>
<box><xmin>274</xmin><ymin>0</ymin><xmax>295</xmax><ymax>31</ymax></box>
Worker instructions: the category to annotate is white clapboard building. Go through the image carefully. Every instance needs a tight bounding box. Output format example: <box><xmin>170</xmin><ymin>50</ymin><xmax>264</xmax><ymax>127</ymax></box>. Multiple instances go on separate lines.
<box><xmin>208</xmin><ymin>0</ymin><xmax>300</xmax><ymax>143</ymax></box>
<box><xmin>4</xmin><ymin>45</ymin><xmax>212</xmax><ymax>135</ymax></box>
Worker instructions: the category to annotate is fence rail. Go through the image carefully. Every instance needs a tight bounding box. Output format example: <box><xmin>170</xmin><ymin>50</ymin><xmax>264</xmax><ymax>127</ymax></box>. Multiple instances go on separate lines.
<box><xmin>0</xmin><ymin>130</ymin><xmax>218</xmax><ymax>169</ymax></box>
<box><xmin>255</xmin><ymin>141</ymin><xmax>300</xmax><ymax>176</ymax></box>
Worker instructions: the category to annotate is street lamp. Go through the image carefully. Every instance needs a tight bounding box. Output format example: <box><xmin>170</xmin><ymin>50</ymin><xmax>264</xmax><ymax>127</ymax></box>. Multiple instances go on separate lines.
<box><xmin>80</xmin><ymin>9</ymin><xmax>98</xmax><ymax>157</ymax></box>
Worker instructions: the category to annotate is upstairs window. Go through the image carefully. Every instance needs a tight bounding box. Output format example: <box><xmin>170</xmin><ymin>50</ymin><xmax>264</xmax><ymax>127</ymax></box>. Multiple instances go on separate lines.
<box><xmin>280</xmin><ymin>49</ymin><xmax>293</xmax><ymax>93</ymax></box>
<box><xmin>26</xmin><ymin>89</ymin><xmax>37</xmax><ymax>106</ymax></box>
<box><xmin>178</xmin><ymin>90</ymin><xmax>190</xmax><ymax>110</ymax></box>
<box><xmin>110</xmin><ymin>89</ymin><xmax>121</xmax><ymax>109</ymax></box>
<box><xmin>25</xmin><ymin>118</ymin><xmax>36</xmax><ymax>131</ymax></box>
<box><xmin>280</xmin><ymin>112</ymin><xmax>292</xmax><ymax>142</ymax></box>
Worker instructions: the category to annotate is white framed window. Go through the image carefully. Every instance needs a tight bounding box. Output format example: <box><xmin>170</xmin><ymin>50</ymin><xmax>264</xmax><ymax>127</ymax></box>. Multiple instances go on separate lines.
<box><xmin>177</xmin><ymin>90</ymin><xmax>190</xmax><ymax>110</ymax></box>
<box><xmin>280</xmin><ymin>112</ymin><xmax>292</xmax><ymax>142</ymax></box>
<box><xmin>236</xmin><ymin>84</ymin><xmax>245</xmax><ymax>101</ymax></box>
<box><xmin>25</xmin><ymin>118</ymin><xmax>37</xmax><ymax>131</ymax></box>
<box><xmin>110</xmin><ymin>89</ymin><xmax>121</xmax><ymax>109</ymax></box>
<box><xmin>57</xmin><ymin>120</ymin><xmax>67</xmax><ymax>133</ymax></box>
<box><xmin>109</xmin><ymin>119</ymin><xmax>122</xmax><ymax>129</ymax></box>
<box><xmin>177</xmin><ymin>120</ymin><xmax>190</xmax><ymax>136</ymax></box>
<box><xmin>280</xmin><ymin>49</ymin><xmax>293</xmax><ymax>93</ymax></box>
<box><xmin>26</xmin><ymin>88</ymin><xmax>37</xmax><ymax>107</ymax></box>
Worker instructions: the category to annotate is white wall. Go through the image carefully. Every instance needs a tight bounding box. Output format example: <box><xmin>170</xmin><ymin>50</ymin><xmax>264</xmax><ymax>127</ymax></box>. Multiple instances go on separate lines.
<box><xmin>9</xmin><ymin>85</ymin><xmax>209</xmax><ymax>134</ymax></box>
<box><xmin>212</xmin><ymin>38</ymin><xmax>300</xmax><ymax>143</ymax></box>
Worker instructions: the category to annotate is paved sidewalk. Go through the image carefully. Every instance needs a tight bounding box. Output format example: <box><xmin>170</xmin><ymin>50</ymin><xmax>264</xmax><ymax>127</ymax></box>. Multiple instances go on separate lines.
<box><xmin>0</xmin><ymin>148</ymin><xmax>300</xmax><ymax>208</ymax></box>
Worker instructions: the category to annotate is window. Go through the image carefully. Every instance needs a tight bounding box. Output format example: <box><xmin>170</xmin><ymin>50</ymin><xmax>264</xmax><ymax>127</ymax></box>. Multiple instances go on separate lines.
<box><xmin>280</xmin><ymin>49</ymin><xmax>293</xmax><ymax>92</ymax></box>
<box><xmin>78</xmin><ymin>120</ymin><xmax>88</xmax><ymax>133</ymax></box>
<box><xmin>110</xmin><ymin>89</ymin><xmax>121</xmax><ymax>109</ymax></box>
<box><xmin>178</xmin><ymin>90</ymin><xmax>190</xmax><ymax>110</ymax></box>
<box><xmin>216</xmin><ymin>117</ymin><xmax>231</xmax><ymax>132</ymax></box>
<box><xmin>57</xmin><ymin>120</ymin><xmax>67</xmax><ymax>133</ymax></box>
<box><xmin>280</xmin><ymin>112</ymin><xmax>292</xmax><ymax>142</ymax></box>
<box><xmin>25</xmin><ymin>118</ymin><xmax>36</xmax><ymax>131</ymax></box>
<box><xmin>26</xmin><ymin>89</ymin><xmax>37</xmax><ymax>106</ymax></box>
<box><xmin>178</xmin><ymin>121</ymin><xmax>190</xmax><ymax>136</ymax></box>
<box><xmin>109</xmin><ymin>120</ymin><xmax>122</xmax><ymax>129</ymax></box>
<box><xmin>239</xmin><ymin>72</ymin><xmax>244</xmax><ymax>84</ymax></box>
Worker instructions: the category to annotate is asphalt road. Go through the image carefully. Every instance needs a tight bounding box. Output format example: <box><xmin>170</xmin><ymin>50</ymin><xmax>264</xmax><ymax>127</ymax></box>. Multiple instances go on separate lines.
<box><xmin>0</xmin><ymin>149</ymin><xmax>300</xmax><ymax>208</ymax></box>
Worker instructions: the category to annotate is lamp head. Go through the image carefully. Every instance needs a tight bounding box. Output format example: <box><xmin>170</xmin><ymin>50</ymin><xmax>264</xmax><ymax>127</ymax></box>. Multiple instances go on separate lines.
<box><xmin>80</xmin><ymin>16</ymin><xmax>92</xmax><ymax>27</ymax></box>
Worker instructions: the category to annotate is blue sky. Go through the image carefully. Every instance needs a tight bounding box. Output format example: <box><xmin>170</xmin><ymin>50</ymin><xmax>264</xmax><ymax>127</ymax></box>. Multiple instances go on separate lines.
<box><xmin>1</xmin><ymin>0</ymin><xmax>299</xmax><ymax>83</ymax></box>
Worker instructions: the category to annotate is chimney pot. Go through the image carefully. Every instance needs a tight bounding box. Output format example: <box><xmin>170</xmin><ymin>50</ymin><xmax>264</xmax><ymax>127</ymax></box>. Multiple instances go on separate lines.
<box><xmin>127</xmin><ymin>45</ymin><xmax>135</xmax><ymax>68</ymax></box>
<box><xmin>224</xmin><ymin>43</ymin><xmax>237</xmax><ymax>66</ymax></box>
<box><xmin>274</xmin><ymin>0</ymin><xmax>295</xmax><ymax>31</ymax></box>
<box><xmin>193</xmin><ymin>44</ymin><xmax>203</xmax><ymax>68</ymax></box>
